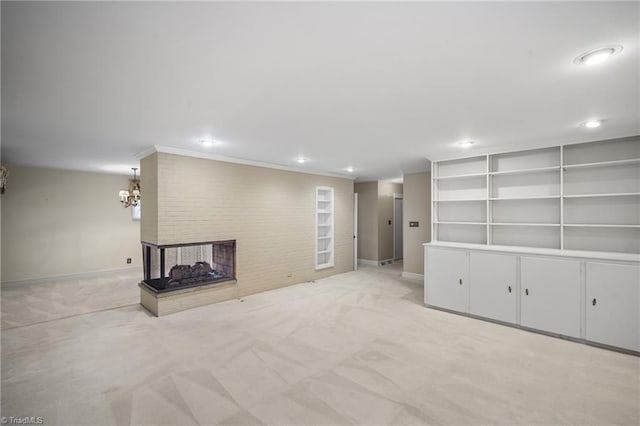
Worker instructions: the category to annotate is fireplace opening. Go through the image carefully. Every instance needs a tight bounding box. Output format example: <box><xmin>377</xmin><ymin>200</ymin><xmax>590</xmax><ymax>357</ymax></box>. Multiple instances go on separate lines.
<box><xmin>141</xmin><ymin>240</ymin><xmax>236</xmax><ymax>293</ymax></box>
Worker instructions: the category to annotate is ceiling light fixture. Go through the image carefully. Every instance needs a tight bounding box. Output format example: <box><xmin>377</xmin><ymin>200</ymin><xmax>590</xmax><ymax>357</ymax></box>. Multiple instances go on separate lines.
<box><xmin>346</xmin><ymin>167</ymin><xmax>355</xmax><ymax>173</ymax></box>
<box><xmin>574</xmin><ymin>45</ymin><xmax>623</xmax><ymax>66</ymax></box>
<box><xmin>296</xmin><ymin>157</ymin><xmax>307</xmax><ymax>164</ymax></box>
<box><xmin>460</xmin><ymin>140</ymin><xmax>475</xmax><ymax>148</ymax></box>
<box><xmin>118</xmin><ymin>168</ymin><xmax>141</xmax><ymax>208</ymax></box>
<box><xmin>583</xmin><ymin>120</ymin><xmax>603</xmax><ymax>129</ymax></box>
<box><xmin>200</xmin><ymin>139</ymin><xmax>215</xmax><ymax>147</ymax></box>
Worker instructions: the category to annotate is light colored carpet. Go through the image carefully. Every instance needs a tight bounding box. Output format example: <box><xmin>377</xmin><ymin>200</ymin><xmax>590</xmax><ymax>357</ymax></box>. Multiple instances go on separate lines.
<box><xmin>1</xmin><ymin>269</ymin><xmax>141</xmax><ymax>329</ymax></box>
<box><xmin>1</xmin><ymin>263</ymin><xmax>639</xmax><ymax>425</ymax></box>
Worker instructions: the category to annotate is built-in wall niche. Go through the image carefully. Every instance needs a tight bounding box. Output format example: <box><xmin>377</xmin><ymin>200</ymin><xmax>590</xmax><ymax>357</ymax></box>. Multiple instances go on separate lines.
<box><xmin>315</xmin><ymin>186</ymin><xmax>334</xmax><ymax>269</ymax></box>
<box><xmin>436</xmin><ymin>156</ymin><xmax>486</xmax><ymax>177</ymax></box>
<box><xmin>492</xmin><ymin>198</ymin><xmax>560</xmax><ymax>224</ymax></box>
<box><xmin>564</xmin><ymin>227</ymin><xmax>640</xmax><ymax>254</ymax></box>
<box><xmin>436</xmin><ymin>177</ymin><xmax>486</xmax><ymax>201</ymax></box>
<box><xmin>564</xmin><ymin>196</ymin><xmax>640</xmax><ymax>226</ymax></box>
<box><xmin>490</xmin><ymin>171</ymin><xmax>560</xmax><ymax>199</ymax></box>
<box><xmin>563</xmin><ymin>164</ymin><xmax>640</xmax><ymax>196</ymax></box>
<box><xmin>490</xmin><ymin>146</ymin><xmax>560</xmax><ymax>173</ymax></box>
<box><xmin>437</xmin><ymin>223</ymin><xmax>487</xmax><ymax>245</ymax></box>
<box><xmin>492</xmin><ymin>225</ymin><xmax>560</xmax><ymax>249</ymax></box>
<box><xmin>563</xmin><ymin>137</ymin><xmax>640</xmax><ymax>165</ymax></box>
<box><xmin>435</xmin><ymin>200</ymin><xmax>486</xmax><ymax>223</ymax></box>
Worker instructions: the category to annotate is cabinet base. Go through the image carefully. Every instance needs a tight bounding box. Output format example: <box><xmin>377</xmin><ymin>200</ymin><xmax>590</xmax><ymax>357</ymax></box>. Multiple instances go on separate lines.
<box><xmin>424</xmin><ymin>303</ymin><xmax>640</xmax><ymax>357</ymax></box>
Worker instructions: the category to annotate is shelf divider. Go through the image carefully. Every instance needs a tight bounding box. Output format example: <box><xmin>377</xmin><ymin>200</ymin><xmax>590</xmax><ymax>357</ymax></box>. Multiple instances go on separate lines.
<box><xmin>563</xmin><ymin>158</ymin><xmax>640</xmax><ymax>170</ymax></box>
<box><xmin>563</xmin><ymin>192</ymin><xmax>640</xmax><ymax>198</ymax></box>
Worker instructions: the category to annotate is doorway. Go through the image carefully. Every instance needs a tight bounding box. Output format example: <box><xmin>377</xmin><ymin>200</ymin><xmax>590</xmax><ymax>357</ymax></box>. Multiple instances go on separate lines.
<box><xmin>393</xmin><ymin>194</ymin><xmax>403</xmax><ymax>261</ymax></box>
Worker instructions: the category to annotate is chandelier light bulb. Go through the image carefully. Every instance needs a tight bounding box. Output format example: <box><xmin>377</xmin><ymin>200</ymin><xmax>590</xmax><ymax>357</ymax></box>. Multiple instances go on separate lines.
<box><xmin>119</xmin><ymin>167</ymin><xmax>141</xmax><ymax>208</ymax></box>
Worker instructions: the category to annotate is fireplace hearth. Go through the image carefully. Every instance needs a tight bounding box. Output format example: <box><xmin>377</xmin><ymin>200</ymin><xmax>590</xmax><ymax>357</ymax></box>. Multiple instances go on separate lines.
<box><xmin>141</xmin><ymin>240</ymin><xmax>236</xmax><ymax>293</ymax></box>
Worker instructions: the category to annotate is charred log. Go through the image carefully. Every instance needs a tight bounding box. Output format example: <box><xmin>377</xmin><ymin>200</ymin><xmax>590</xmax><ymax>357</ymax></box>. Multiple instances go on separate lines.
<box><xmin>168</xmin><ymin>261</ymin><xmax>212</xmax><ymax>286</ymax></box>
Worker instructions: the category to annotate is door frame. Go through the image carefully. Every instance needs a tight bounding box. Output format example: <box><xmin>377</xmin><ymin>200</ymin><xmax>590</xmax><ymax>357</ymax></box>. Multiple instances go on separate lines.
<box><xmin>353</xmin><ymin>193</ymin><xmax>358</xmax><ymax>270</ymax></box>
<box><xmin>393</xmin><ymin>193</ymin><xmax>403</xmax><ymax>261</ymax></box>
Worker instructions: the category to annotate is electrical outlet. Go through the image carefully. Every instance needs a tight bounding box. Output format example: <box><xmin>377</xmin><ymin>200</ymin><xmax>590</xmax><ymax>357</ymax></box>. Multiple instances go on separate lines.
<box><xmin>287</xmin><ymin>272</ymin><xmax>292</xmax><ymax>277</ymax></box>
<box><xmin>126</xmin><ymin>258</ymin><xmax>132</xmax><ymax>264</ymax></box>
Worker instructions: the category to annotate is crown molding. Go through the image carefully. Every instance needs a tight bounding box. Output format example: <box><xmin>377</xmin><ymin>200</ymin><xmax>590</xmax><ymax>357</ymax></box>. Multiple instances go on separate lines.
<box><xmin>137</xmin><ymin>145</ymin><xmax>356</xmax><ymax>180</ymax></box>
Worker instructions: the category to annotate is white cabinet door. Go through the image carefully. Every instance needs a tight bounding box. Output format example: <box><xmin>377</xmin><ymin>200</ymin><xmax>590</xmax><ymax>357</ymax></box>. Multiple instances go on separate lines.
<box><xmin>469</xmin><ymin>252</ymin><xmax>517</xmax><ymax>324</ymax></box>
<box><xmin>426</xmin><ymin>248</ymin><xmax>468</xmax><ymax>312</ymax></box>
<box><xmin>586</xmin><ymin>262</ymin><xmax>640</xmax><ymax>352</ymax></box>
<box><xmin>521</xmin><ymin>257</ymin><xmax>581</xmax><ymax>338</ymax></box>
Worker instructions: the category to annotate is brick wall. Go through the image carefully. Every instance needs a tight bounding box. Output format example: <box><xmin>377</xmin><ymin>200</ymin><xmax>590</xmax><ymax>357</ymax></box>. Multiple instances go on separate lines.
<box><xmin>140</xmin><ymin>153</ymin><xmax>354</xmax><ymax>297</ymax></box>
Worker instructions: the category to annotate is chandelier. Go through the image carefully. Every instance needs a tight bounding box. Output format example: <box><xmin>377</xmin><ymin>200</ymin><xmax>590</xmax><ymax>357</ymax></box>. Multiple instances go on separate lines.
<box><xmin>119</xmin><ymin>167</ymin><xmax>141</xmax><ymax>208</ymax></box>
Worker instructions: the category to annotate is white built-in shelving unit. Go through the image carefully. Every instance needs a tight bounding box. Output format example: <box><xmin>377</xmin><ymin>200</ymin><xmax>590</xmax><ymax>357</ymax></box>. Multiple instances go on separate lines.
<box><xmin>431</xmin><ymin>136</ymin><xmax>640</xmax><ymax>255</ymax></box>
<box><xmin>315</xmin><ymin>186</ymin><xmax>335</xmax><ymax>269</ymax></box>
<box><xmin>426</xmin><ymin>136</ymin><xmax>640</xmax><ymax>354</ymax></box>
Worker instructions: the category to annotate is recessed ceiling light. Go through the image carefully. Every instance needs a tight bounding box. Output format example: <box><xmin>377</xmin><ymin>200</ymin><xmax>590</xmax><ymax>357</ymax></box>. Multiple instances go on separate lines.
<box><xmin>574</xmin><ymin>45</ymin><xmax>623</xmax><ymax>66</ymax></box>
<box><xmin>346</xmin><ymin>167</ymin><xmax>355</xmax><ymax>173</ymax></box>
<box><xmin>296</xmin><ymin>157</ymin><xmax>307</xmax><ymax>164</ymax></box>
<box><xmin>199</xmin><ymin>139</ymin><xmax>216</xmax><ymax>147</ymax></box>
<box><xmin>582</xmin><ymin>120</ymin><xmax>603</xmax><ymax>129</ymax></box>
<box><xmin>460</xmin><ymin>140</ymin><xmax>475</xmax><ymax>148</ymax></box>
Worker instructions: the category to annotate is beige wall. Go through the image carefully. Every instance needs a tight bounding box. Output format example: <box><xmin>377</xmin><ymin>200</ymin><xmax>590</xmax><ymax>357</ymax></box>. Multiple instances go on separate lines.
<box><xmin>378</xmin><ymin>182</ymin><xmax>403</xmax><ymax>261</ymax></box>
<box><xmin>141</xmin><ymin>153</ymin><xmax>354</xmax><ymax>297</ymax></box>
<box><xmin>1</xmin><ymin>166</ymin><xmax>142</xmax><ymax>282</ymax></box>
<box><xmin>140</xmin><ymin>154</ymin><xmax>158</xmax><ymax>245</ymax></box>
<box><xmin>354</xmin><ymin>181</ymin><xmax>378</xmax><ymax>261</ymax></box>
<box><xmin>402</xmin><ymin>171</ymin><xmax>431</xmax><ymax>275</ymax></box>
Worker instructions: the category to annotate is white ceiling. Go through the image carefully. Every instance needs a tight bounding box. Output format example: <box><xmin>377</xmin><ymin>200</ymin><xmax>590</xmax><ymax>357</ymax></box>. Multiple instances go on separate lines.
<box><xmin>2</xmin><ymin>2</ymin><xmax>638</xmax><ymax>181</ymax></box>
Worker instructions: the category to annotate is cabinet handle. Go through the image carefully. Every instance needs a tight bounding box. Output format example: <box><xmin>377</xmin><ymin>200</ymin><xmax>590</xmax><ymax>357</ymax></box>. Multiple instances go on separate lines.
<box><xmin>592</xmin><ymin>298</ymin><xmax>597</xmax><ymax>306</ymax></box>
<box><xmin>525</xmin><ymin>288</ymin><xmax>529</xmax><ymax>296</ymax></box>
<box><xmin>508</xmin><ymin>286</ymin><xmax>512</xmax><ymax>293</ymax></box>
<box><xmin>459</xmin><ymin>278</ymin><xmax>463</xmax><ymax>285</ymax></box>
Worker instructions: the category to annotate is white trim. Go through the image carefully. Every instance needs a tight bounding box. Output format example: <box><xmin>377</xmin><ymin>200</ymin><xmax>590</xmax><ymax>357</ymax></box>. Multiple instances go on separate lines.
<box><xmin>401</xmin><ymin>271</ymin><xmax>424</xmax><ymax>281</ymax></box>
<box><xmin>1</xmin><ymin>266</ymin><xmax>141</xmax><ymax>287</ymax></box>
<box><xmin>393</xmin><ymin>196</ymin><xmax>403</xmax><ymax>261</ymax></box>
<box><xmin>134</xmin><ymin>146</ymin><xmax>157</xmax><ymax>160</ymax></box>
<box><xmin>357</xmin><ymin>259</ymin><xmax>379</xmax><ymax>266</ymax></box>
<box><xmin>139</xmin><ymin>145</ymin><xmax>355</xmax><ymax>180</ymax></box>
<box><xmin>353</xmin><ymin>193</ymin><xmax>358</xmax><ymax>271</ymax></box>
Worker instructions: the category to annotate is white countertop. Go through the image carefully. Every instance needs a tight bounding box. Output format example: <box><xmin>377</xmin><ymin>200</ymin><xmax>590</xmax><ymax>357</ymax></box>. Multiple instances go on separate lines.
<box><xmin>424</xmin><ymin>241</ymin><xmax>640</xmax><ymax>263</ymax></box>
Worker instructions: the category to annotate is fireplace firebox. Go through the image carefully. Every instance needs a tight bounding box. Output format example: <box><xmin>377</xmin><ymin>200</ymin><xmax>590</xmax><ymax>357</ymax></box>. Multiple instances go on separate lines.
<box><xmin>141</xmin><ymin>240</ymin><xmax>236</xmax><ymax>293</ymax></box>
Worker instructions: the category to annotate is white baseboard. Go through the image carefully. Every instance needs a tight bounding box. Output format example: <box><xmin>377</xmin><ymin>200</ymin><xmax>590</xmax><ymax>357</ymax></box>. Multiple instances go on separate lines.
<box><xmin>401</xmin><ymin>271</ymin><xmax>424</xmax><ymax>281</ymax></box>
<box><xmin>1</xmin><ymin>266</ymin><xmax>141</xmax><ymax>287</ymax></box>
<box><xmin>358</xmin><ymin>258</ymin><xmax>396</xmax><ymax>267</ymax></box>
